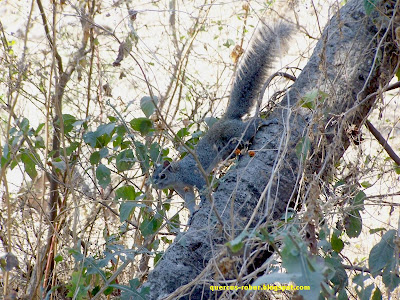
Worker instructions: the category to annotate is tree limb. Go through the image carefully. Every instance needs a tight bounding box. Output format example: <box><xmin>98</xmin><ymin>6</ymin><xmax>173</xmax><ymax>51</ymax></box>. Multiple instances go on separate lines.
<box><xmin>365</xmin><ymin>119</ymin><xmax>400</xmax><ymax>165</ymax></box>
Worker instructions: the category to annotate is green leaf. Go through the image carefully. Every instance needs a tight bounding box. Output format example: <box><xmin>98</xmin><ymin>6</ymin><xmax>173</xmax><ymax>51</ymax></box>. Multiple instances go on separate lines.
<box><xmin>154</xmin><ymin>252</ymin><xmax>163</xmax><ymax>266</ymax></box>
<box><xmin>149</xmin><ymin>143</ymin><xmax>161</xmax><ymax>163</ymax></box>
<box><xmin>369</xmin><ymin>229</ymin><xmax>396</xmax><ymax>277</ymax></box>
<box><xmin>353</xmin><ymin>273</ymin><xmax>370</xmax><ymax>287</ymax></box>
<box><xmin>299</xmin><ymin>89</ymin><xmax>328</xmax><ymax>109</ymax></box>
<box><xmin>134</xmin><ymin>141</ymin><xmax>149</xmax><ymax>172</ymax></box>
<box><xmin>130</xmin><ymin>118</ymin><xmax>153</xmax><ymax>135</ymax></box>
<box><xmin>115</xmin><ymin>185</ymin><xmax>137</xmax><ymax>200</ymax></box>
<box><xmin>90</xmin><ymin>151</ymin><xmax>101</xmax><ymax>164</ymax></box>
<box><xmin>140</xmin><ymin>214</ymin><xmax>162</xmax><ymax>237</ymax></box>
<box><xmin>395</xmin><ymin>164</ymin><xmax>400</xmax><ymax>174</ymax></box>
<box><xmin>369</xmin><ymin>227</ymin><xmax>385</xmax><ymax>234</ymax></box>
<box><xmin>113</xmin><ymin>125</ymin><xmax>127</xmax><ymax>148</ymax></box>
<box><xmin>129</xmin><ymin>278</ymin><xmax>140</xmax><ymax>289</ymax></box>
<box><xmin>34</xmin><ymin>123</ymin><xmax>45</xmax><ymax>135</ymax></box>
<box><xmin>204</xmin><ymin>116</ymin><xmax>218</xmax><ymax>128</ymax></box>
<box><xmin>226</xmin><ymin>231</ymin><xmax>248</xmax><ymax>254</ymax></box>
<box><xmin>299</xmin><ymin>90</ymin><xmax>317</xmax><ymax>109</ymax></box>
<box><xmin>382</xmin><ymin>262</ymin><xmax>400</xmax><ymax>291</ymax></box>
<box><xmin>353</xmin><ymin>190</ymin><xmax>366</xmax><ymax>209</ymax></box>
<box><xmin>151</xmin><ymin>238</ymin><xmax>160</xmax><ymax>251</ymax></box>
<box><xmin>116</xmin><ymin>149</ymin><xmax>135</xmax><ymax>171</ymax></box>
<box><xmin>337</xmin><ymin>289</ymin><xmax>348</xmax><ymax>300</ymax></box>
<box><xmin>344</xmin><ymin>209</ymin><xmax>362</xmax><ymax>238</ymax></box>
<box><xmin>364</xmin><ymin>0</ymin><xmax>379</xmax><ymax>15</ymax></box>
<box><xmin>91</xmin><ymin>286</ymin><xmax>100</xmax><ymax>297</ymax></box>
<box><xmin>223</xmin><ymin>39</ymin><xmax>235</xmax><ymax>48</ymax></box>
<box><xmin>1</xmin><ymin>152</ymin><xmax>10</xmax><ymax>168</ymax></box>
<box><xmin>295</xmin><ymin>136</ymin><xmax>311</xmax><ymax>162</ymax></box>
<box><xmin>61</xmin><ymin>114</ymin><xmax>77</xmax><ymax>134</ymax></box>
<box><xmin>140</xmin><ymin>96</ymin><xmax>158</xmax><ymax>117</ymax></box>
<box><xmin>280</xmin><ymin>231</ymin><xmax>326</xmax><ymax>299</ymax></box>
<box><xmin>110</xmin><ymin>278</ymin><xmax>150</xmax><ymax>300</ymax></box>
<box><xmin>325</xmin><ymin>254</ymin><xmax>348</xmax><ymax>289</ymax></box>
<box><xmin>66</xmin><ymin>270</ymin><xmax>90</xmax><ymax>300</ymax></box>
<box><xmin>161</xmin><ymin>236</ymin><xmax>173</xmax><ymax>245</ymax></box>
<box><xmin>2</xmin><ymin>144</ymin><xmax>10</xmax><ymax>158</ymax></box>
<box><xmin>352</xmin><ymin>274</ymin><xmax>375</xmax><ymax>300</ymax></box>
<box><xmin>83</xmin><ymin>132</ymin><xmax>97</xmax><ymax>147</ymax></box>
<box><xmin>99</xmin><ymin>147</ymin><xmax>109</xmax><ymax>158</ymax></box>
<box><xmin>1</xmin><ymin>144</ymin><xmax>11</xmax><ymax>169</ymax></box>
<box><xmin>52</xmin><ymin>159</ymin><xmax>66</xmax><ymax>172</ymax></box>
<box><xmin>331</xmin><ymin>233</ymin><xmax>344</xmax><ymax>253</ymax></box>
<box><xmin>9</xmin><ymin>127</ymin><xmax>18</xmax><ymax>136</ymax></box>
<box><xmin>176</xmin><ymin>127</ymin><xmax>189</xmax><ymax>138</ymax></box>
<box><xmin>371</xmin><ymin>287</ymin><xmax>382</xmax><ymax>300</ymax></box>
<box><xmin>20</xmin><ymin>151</ymin><xmax>37</xmax><ymax>180</ymax></box>
<box><xmin>20</xmin><ymin>117</ymin><xmax>30</xmax><ymax>133</ymax></box>
<box><xmin>115</xmin><ymin>124</ymin><xmax>127</xmax><ymax>136</ymax></box>
<box><xmin>83</xmin><ymin>123</ymin><xmax>115</xmax><ymax>148</ymax></box>
<box><xmin>167</xmin><ymin>213</ymin><xmax>180</xmax><ymax>233</ymax></box>
<box><xmin>358</xmin><ymin>284</ymin><xmax>375</xmax><ymax>300</ymax></box>
<box><xmin>360</xmin><ymin>181</ymin><xmax>371</xmax><ymax>188</ymax></box>
<box><xmin>34</xmin><ymin>136</ymin><xmax>45</xmax><ymax>148</ymax></box>
<box><xmin>54</xmin><ymin>254</ymin><xmax>63</xmax><ymax>263</ymax></box>
<box><xmin>96</xmin><ymin>164</ymin><xmax>111</xmax><ymax>188</ymax></box>
<box><xmin>97</xmin><ymin>123</ymin><xmax>115</xmax><ymax>136</ymax></box>
<box><xmin>120</xmin><ymin>201</ymin><xmax>138</xmax><ymax>222</ymax></box>
<box><xmin>334</xmin><ymin>179</ymin><xmax>345</xmax><ymax>188</ymax></box>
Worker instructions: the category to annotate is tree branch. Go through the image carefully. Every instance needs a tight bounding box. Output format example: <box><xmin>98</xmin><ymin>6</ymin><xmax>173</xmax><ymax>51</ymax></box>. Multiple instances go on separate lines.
<box><xmin>365</xmin><ymin>119</ymin><xmax>400</xmax><ymax>165</ymax></box>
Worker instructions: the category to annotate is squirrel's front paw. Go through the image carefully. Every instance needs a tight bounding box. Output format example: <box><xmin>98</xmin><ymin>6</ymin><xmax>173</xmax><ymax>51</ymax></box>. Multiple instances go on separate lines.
<box><xmin>260</xmin><ymin>118</ymin><xmax>278</xmax><ymax>127</ymax></box>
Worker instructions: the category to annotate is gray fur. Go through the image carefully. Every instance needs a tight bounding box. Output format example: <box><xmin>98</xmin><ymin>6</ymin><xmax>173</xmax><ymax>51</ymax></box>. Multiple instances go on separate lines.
<box><xmin>225</xmin><ymin>23</ymin><xmax>292</xmax><ymax>119</ymax></box>
<box><xmin>153</xmin><ymin>23</ymin><xmax>292</xmax><ymax>213</ymax></box>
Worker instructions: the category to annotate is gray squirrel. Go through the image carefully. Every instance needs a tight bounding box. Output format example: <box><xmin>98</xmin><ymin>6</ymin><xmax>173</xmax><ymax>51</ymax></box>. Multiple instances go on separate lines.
<box><xmin>153</xmin><ymin>23</ymin><xmax>292</xmax><ymax>214</ymax></box>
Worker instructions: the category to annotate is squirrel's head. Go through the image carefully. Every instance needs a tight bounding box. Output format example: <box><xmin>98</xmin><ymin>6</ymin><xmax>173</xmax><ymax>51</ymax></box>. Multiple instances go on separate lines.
<box><xmin>152</xmin><ymin>160</ymin><xmax>177</xmax><ymax>189</ymax></box>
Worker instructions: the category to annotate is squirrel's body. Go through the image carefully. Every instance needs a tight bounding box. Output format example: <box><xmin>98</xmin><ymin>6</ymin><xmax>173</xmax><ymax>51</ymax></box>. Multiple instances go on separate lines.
<box><xmin>153</xmin><ymin>23</ymin><xmax>292</xmax><ymax>214</ymax></box>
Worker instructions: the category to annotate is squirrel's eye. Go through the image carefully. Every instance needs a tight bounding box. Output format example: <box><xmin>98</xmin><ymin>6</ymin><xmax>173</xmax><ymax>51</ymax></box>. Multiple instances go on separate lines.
<box><xmin>160</xmin><ymin>174</ymin><xmax>166</xmax><ymax>180</ymax></box>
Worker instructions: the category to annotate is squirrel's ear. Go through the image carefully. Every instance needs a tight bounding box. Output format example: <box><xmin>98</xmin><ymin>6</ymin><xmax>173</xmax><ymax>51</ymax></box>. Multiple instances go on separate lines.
<box><xmin>163</xmin><ymin>160</ymin><xmax>170</xmax><ymax>168</ymax></box>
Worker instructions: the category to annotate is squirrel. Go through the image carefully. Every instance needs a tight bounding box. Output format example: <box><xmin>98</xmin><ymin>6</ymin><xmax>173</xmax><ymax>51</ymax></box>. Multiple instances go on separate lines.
<box><xmin>153</xmin><ymin>23</ymin><xmax>292</xmax><ymax>214</ymax></box>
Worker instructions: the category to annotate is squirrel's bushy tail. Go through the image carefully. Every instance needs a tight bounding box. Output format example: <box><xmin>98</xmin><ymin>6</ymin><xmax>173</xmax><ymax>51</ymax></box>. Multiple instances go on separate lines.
<box><xmin>224</xmin><ymin>23</ymin><xmax>292</xmax><ymax>120</ymax></box>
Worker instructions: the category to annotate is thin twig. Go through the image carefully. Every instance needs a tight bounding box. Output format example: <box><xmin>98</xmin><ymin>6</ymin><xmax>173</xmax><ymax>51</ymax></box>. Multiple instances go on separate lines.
<box><xmin>365</xmin><ymin>120</ymin><xmax>400</xmax><ymax>166</ymax></box>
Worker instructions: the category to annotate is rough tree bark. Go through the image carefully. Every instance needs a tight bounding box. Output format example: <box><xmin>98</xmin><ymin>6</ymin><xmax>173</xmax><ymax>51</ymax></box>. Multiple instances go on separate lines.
<box><xmin>145</xmin><ymin>0</ymin><xmax>397</xmax><ymax>298</ymax></box>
